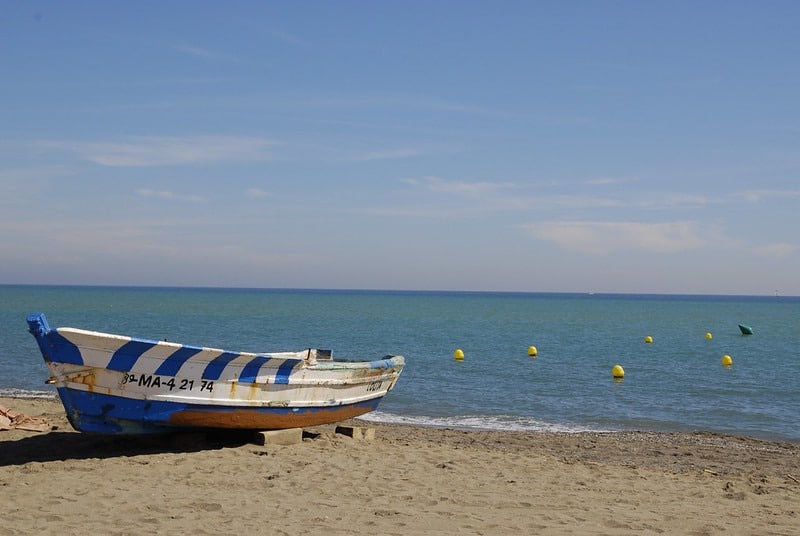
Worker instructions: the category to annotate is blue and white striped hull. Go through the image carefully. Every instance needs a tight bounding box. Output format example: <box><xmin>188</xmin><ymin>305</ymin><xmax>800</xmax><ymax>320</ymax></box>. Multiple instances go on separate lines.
<box><xmin>27</xmin><ymin>313</ymin><xmax>404</xmax><ymax>434</ymax></box>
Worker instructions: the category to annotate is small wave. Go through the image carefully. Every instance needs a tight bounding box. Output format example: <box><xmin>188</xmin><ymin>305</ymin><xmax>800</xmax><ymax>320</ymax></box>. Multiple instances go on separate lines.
<box><xmin>360</xmin><ymin>411</ymin><xmax>613</xmax><ymax>434</ymax></box>
<box><xmin>0</xmin><ymin>388</ymin><xmax>57</xmax><ymax>399</ymax></box>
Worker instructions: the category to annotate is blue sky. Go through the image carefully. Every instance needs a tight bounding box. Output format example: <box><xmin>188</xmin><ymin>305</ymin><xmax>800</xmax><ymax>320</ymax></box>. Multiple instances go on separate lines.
<box><xmin>2</xmin><ymin>1</ymin><xmax>799</xmax><ymax>295</ymax></box>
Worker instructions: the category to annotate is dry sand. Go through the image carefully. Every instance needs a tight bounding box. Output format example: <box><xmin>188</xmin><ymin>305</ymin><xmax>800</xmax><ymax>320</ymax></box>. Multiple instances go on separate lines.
<box><xmin>0</xmin><ymin>396</ymin><xmax>797</xmax><ymax>535</ymax></box>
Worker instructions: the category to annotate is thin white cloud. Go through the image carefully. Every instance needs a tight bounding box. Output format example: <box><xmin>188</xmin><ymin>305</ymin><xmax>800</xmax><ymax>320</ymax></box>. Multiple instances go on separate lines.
<box><xmin>519</xmin><ymin>220</ymin><xmax>712</xmax><ymax>255</ymax></box>
<box><xmin>46</xmin><ymin>136</ymin><xmax>278</xmax><ymax>167</ymax></box>
<box><xmin>0</xmin><ymin>165</ymin><xmax>76</xmax><ymax>210</ymax></box>
<box><xmin>380</xmin><ymin>176</ymin><xmax>799</xmax><ymax>224</ymax></box>
<box><xmin>352</xmin><ymin>205</ymin><xmax>461</xmax><ymax>218</ymax></box>
<box><xmin>0</xmin><ymin>218</ymin><xmax>319</xmax><ymax>280</ymax></box>
<box><xmin>245</xmin><ymin>188</ymin><xmax>271</xmax><ymax>198</ymax></box>
<box><xmin>136</xmin><ymin>189</ymin><xmax>205</xmax><ymax>203</ymax></box>
<box><xmin>295</xmin><ymin>92</ymin><xmax>503</xmax><ymax>118</ymax></box>
<box><xmin>738</xmin><ymin>189</ymin><xmax>800</xmax><ymax>203</ymax></box>
<box><xmin>525</xmin><ymin>194</ymin><xmax>625</xmax><ymax>210</ymax></box>
<box><xmin>333</xmin><ymin>140</ymin><xmax>462</xmax><ymax>162</ymax></box>
<box><xmin>755</xmin><ymin>242</ymin><xmax>798</xmax><ymax>256</ymax></box>
<box><xmin>642</xmin><ymin>193</ymin><xmax>710</xmax><ymax>209</ymax></box>
<box><xmin>351</xmin><ymin>148</ymin><xmax>427</xmax><ymax>161</ymax></box>
<box><xmin>582</xmin><ymin>176</ymin><xmax>638</xmax><ymax>186</ymax></box>
<box><xmin>400</xmin><ymin>176</ymin><xmax>627</xmax><ymax>212</ymax></box>
<box><xmin>413</xmin><ymin>96</ymin><xmax>508</xmax><ymax>117</ymax></box>
<box><xmin>174</xmin><ymin>45</ymin><xmax>243</xmax><ymax>64</ymax></box>
<box><xmin>416</xmin><ymin>176</ymin><xmax>517</xmax><ymax>197</ymax></box>
<box><xmin>0</xmin><ymin>165</ymin><xmax>74</xmax><ymax>182</ymax></box>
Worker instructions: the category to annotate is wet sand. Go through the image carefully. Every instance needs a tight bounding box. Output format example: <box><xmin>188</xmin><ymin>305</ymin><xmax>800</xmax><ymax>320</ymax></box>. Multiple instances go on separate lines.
<box><xmin>0</xmin><ymin>397</ymin><xmax>797</xmax><ymax>535</ymax></box>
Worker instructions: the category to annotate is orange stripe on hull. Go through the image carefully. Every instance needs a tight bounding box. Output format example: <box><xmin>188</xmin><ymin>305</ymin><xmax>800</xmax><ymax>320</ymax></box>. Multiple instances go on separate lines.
<box><xmin>167</xmin><ymin>403</ymin><xmax>378</xmax><ymax>430</ymax></box>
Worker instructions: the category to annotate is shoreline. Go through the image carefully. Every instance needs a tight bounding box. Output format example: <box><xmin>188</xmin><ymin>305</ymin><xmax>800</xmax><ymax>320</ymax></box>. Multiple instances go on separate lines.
<box><xmin>1</xmin><ymin>397</ymin><xmax>798</xmax><ymax>534</ymax></box>
<box><xmin>6</xmin><ymin>391</ymin><xmax>799</xmax><ymax>444</ymax></box>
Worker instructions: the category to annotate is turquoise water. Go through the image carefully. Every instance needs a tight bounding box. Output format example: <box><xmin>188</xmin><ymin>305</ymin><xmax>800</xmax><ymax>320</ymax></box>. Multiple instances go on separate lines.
<box><xmin>1</xmin><ymin>285</ymin><xmax>798</xmax><ymax>442</ymax></box>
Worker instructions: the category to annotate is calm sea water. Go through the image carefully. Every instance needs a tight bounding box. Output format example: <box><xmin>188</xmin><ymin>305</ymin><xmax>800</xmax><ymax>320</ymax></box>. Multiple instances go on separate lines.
<box><xmin>1</xmin><ymin>285</ymin><xmax>798</xmax><ymax>442</ymax></box>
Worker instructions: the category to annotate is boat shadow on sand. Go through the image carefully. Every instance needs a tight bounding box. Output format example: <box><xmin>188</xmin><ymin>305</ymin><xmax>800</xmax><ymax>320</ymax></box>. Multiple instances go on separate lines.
<box><xmin>0</xmin><ymin>429</ymin><xmax>277</xmax><ymax>467</ymax></box>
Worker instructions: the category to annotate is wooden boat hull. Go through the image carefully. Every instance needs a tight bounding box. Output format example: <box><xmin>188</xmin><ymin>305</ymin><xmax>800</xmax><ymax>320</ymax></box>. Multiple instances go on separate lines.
<box><xmin>53</xmin><ymin>387</ymin><xmax>384</xmax><ymax>434</ymax></box>
<box><xmin>27</xmin><ymin>313</ymin><xmax>404</xmax><ymax>434</ymax></box>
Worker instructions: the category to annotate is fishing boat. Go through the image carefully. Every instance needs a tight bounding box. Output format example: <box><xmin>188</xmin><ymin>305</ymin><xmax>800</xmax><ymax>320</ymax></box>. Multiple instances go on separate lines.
<box><xmin>26</xmin><ymin>313</ymin><xmax>404</xmax><ymax>434</ymax></box>
<box><xmin>738</xmin><ymin>324</ymin><xmax>754</xmax><ymax>335</ymax></box>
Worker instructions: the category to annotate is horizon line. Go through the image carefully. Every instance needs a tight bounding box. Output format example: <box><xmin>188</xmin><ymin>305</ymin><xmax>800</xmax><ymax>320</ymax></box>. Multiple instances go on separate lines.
<box><xmin>1</xmin><ymin>283</ymin><xmax>796</xmax><ymax>299</ymax></box>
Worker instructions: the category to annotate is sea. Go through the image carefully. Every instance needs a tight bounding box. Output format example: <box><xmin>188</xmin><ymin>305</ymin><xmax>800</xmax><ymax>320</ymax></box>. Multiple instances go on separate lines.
<box><xmin>1</xmin><ymin>285</ymin><xmax>798</xmax><ymax>442</ymax></box>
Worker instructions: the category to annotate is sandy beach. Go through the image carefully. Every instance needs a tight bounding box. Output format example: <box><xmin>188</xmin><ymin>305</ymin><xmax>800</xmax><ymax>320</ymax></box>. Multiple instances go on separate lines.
<box><xmin>0</xmin><ymin>397</ymin><xmax>797</xmax><ymax>535</ymax></box>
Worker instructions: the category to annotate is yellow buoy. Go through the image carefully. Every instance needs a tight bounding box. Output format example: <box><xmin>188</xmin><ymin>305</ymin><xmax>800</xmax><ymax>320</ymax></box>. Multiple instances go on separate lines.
<box><xmin>721</xmin><ymin>354</ymin><xmax>733</xmax><ymax>367</ymax></box>
<box><xmin>705</xmin><ymin>332</ymin><xmax>713</xmax><ymax>340</ymax></box>
<box><xmin>644</xmin><ymin>335</ymin><xmax>653</xmax><ymax>344</ymax></box>
<box><xmin>527</xmin><ymin>345</ymin><xmax>538</xmax><ymax>357</ymax></box>
<box><xmin>454</xmin><ymin>348</ymin><xmax>464</xmax><ymax>361</ymax></box>
<box><xmin>612</xmin><ymin>364</ymin><xmax>625</xmax><ymax>379</ymax></box>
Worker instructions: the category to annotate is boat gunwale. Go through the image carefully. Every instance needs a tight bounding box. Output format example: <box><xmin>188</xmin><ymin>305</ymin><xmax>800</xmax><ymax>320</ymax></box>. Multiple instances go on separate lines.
<box><xmin>48</xmin><ymin>326</ymin><xmax>404</xmax><ymax>370</ymax></box>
